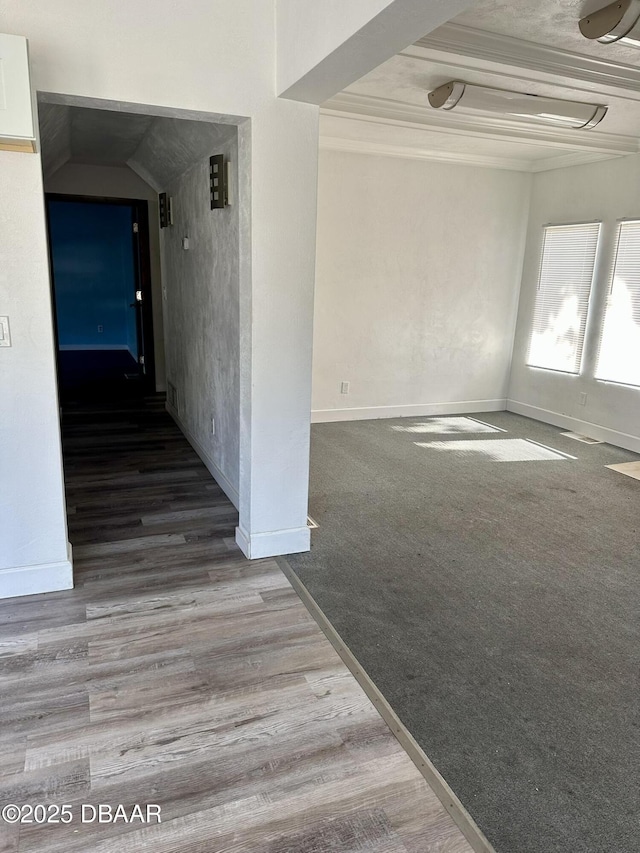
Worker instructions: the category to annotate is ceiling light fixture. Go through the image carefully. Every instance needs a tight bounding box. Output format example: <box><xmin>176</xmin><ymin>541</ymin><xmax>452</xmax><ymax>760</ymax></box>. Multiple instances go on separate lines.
<box><xmin>579</xmin><ymin>0</ymin><xmax>640</xmax><ymax>46</ymax></box>
<box><xmin>428</xmin><ymin>81</ymin><xmax>608</xmax><ymax>130</ymax></box>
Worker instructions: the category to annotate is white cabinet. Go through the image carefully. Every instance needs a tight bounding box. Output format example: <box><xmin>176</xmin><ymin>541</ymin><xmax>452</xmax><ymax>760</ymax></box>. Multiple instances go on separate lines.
<box><xmin>0</xmin><ymin>34</ymin><xmax>36</xmax><ymax>152</ymax></box>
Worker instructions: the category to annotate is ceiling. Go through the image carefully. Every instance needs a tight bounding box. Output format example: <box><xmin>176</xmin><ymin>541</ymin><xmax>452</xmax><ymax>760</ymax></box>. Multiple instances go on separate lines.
<box><xmin>320</xmin><ymin>0</ymin><xmax>640</xmax><ymax>172</ymax></box>
<box><xmin>38</xmin><ymin>103</ymin><xmax>236</xmax><ymax>190</ymax></box>
<box><xmin>453</xmin><ymin>0</ymin><xmax>640</xmax><ymax>63</ymax></box>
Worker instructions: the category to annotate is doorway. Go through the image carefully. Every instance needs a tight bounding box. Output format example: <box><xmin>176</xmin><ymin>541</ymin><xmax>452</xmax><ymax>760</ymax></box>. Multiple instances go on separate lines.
<box><xmin>46</xmin><ymin>194</ymin><xmax>155</xmax><ymax>401</ymax></box>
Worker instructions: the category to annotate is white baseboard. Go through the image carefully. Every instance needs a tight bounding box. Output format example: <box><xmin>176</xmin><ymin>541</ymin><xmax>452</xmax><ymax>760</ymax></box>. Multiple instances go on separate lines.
<box><xmin>311</xmin><ymin>399</ymin><xmax>507</xmax><ymax>424</ymax></box>
<box><xmin>166</xmin><ymin>402</ymin><xmax>239</xmax><ymax>509</ymax></box>
<box><xmin>0</xmin><ymin>544</ymin><xmax>73</xmax><ymax>600</ymax></box>
<box><xmin>507</xmin><ymin>400</ymin><xmax>640</xmax><ymax>454</ymax></box>
<box><xmin>236</xmin><ymin>524</ymin><xmax>310</xmax><ymax>560</ymax></box>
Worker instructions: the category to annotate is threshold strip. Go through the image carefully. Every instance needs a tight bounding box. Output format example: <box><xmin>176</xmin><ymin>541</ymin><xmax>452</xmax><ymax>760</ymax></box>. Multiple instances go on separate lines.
<box><xmin>277</xmin><ymin>557</ymin><xmax>497</xmax><ymax>853</ymax></box>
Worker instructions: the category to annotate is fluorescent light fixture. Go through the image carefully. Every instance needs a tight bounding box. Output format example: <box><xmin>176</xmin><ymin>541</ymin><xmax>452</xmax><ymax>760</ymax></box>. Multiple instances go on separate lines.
<box><xmin>579</xmin><ymin>0</ymin><xmax>640</xmax><ymax>45</ymax></box>
<box><xmin>428</xmin><ymin>81</ymin><xmax>607</xmax><ymax>130</ymax></box>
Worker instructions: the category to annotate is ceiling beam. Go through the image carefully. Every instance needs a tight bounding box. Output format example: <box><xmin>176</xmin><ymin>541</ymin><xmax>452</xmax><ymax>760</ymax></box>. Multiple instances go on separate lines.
<box><xmin>410</xmin><ymin>23</ymin><xmax>640</xmax><ymax>104</ymax></box>
<box><xmin>277</xmin><ymin>0</ymin><xmax>481</xmax><ymax>104</ymax></box>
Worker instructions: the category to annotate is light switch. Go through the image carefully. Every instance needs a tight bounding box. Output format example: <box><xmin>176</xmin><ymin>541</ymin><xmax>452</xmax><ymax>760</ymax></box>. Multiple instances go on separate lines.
<box><xmin>0</xmin><ymin>316</ymin><xmax>11</xmax><ymax>347</ymax></box>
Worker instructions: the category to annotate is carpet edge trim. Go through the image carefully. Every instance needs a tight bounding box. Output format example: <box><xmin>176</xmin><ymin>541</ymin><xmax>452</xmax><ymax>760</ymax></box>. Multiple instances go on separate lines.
<box><xmin>276</xmin><ymin>556</ymin><xmax>497</xmax><ymax>853</ymax></box>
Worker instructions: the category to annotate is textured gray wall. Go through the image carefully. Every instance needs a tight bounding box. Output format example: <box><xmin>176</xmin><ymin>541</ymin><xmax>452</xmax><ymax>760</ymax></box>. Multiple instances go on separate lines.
<box><xmin>162</xmin><ymin>130</ymin><xmax>240</xmax><ymax>500</ymax></box>
<box><xmin>129</xmin><ymin>118</ymin><xmax>235</xmax><ymax>192</ymax></box>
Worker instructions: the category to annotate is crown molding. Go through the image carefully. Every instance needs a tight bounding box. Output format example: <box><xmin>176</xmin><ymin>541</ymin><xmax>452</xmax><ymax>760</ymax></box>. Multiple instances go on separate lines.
<box><xmin>528</xmin><ymin>151</ymin><xmax>622</xmax><ymax>172</ymax></box>
<box><xmin>409</xmin><ymin>23</ymin><xmax>640</xmax><ymax>103</ymax></box>
<box><xmin>319</xmin><ymin>134</ymin><xmax>622</xmax><ymax>174</ymax></box>
<box><xmin>322</xmin><ymin>93</ymin><xmax>639</xmax><ymax>156</ymax></box>
<box><xmin>319</xmin><ymin>135</ymin><xmax>530</xmax><ymax>171</ymax></box>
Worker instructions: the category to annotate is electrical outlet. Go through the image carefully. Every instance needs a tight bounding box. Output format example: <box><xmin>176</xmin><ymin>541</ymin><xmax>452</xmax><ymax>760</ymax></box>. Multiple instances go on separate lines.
<box><xmin>211</xmin><ymin>417</ymin><xmax>216</xmax><ymax>436</ymax></box>
<box><xmin>340</xmin><ymin>381</ymin><xmax>350</xmax><ymax>395</ymax></box>
<box><xmin>579</xmin><ymin>392</ymin><xmax>587</xmax><ymax>406</ymax></box>
<box><xmin>97</xmin><ymin>325</ymin><xmax>103</xmax><ymax>333</ymax></box>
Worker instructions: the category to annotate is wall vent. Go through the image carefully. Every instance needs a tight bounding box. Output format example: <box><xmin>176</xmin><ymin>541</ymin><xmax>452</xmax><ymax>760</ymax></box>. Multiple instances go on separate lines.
<box><xmin>561</xmin><ymin>432</ymin><xmax>603</xmax><ymax>445</ymax></box>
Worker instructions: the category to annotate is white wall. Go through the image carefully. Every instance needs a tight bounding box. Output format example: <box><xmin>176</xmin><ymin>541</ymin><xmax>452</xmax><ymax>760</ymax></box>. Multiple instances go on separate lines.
<box><xmin>44</xmin><ymin>162</ymin><xmax>166</xmax><ymax>391</ymax></box>
<box><xmin>162</xmin><ymin>131</ymin><xmax>240</xmax><ymax>505</ymax></box>
<box><xmin>242</xmin><ymin>101</ymin><xmax>318</xmax><ymax>558</ymax></box>
<box><xmin>312</xmin><ymin>149</ymin><xmax>531</xmax><ymax>421</ymax></box>
<box><xmin>0</xmin><ymin>151</ymin><xmax>72</xmax><ymax>597</ymax></box>
<box><xmin>508</xmin><ymin>154</ymin><xmax>640</xmax><ymax>452</ymax></box>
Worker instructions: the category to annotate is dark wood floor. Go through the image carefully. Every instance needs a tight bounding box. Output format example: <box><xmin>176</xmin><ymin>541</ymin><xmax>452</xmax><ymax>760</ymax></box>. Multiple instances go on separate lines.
<box><xmin>0</xmin><ymin>399</ymin><xmax>473</xmax><ymax>852</ymax></box>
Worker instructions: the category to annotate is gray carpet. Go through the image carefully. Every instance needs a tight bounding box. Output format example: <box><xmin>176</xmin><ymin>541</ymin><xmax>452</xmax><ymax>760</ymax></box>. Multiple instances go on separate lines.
<box><xmin>288</xmin><ymin>412</ymin><xmax>640</xmax><ymax>853</ymax></box>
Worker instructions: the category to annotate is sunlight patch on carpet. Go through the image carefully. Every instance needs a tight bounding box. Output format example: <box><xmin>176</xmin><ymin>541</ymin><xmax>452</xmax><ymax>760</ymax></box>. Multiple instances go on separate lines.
<box><xmin>393</xmin><ymin>416</ymin><xmax>504</xmax><ymax>435</ymax></box>
<box><xmin>415</xmin><ymin>438</ymin><xmax>574</xmax><ymax>462</ymax></box>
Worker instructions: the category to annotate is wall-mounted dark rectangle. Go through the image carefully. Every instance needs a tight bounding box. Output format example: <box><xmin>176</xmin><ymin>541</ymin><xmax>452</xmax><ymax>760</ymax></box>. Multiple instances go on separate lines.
<box><xmin>210</xmin><ymin>154</ymin><xmax>226</xmax><ymax>209</ymax></box>
<box><xmin>159</xmin><ymin>192</ymin><xmax>170</xmax><ymax>228</ymax></box>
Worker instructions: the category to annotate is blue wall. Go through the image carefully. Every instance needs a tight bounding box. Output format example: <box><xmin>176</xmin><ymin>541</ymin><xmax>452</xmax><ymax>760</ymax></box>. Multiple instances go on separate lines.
<box><xmin>48</xmin><ymin>200</ymin><xmax>138</xmax><ymax>354</ymax></box>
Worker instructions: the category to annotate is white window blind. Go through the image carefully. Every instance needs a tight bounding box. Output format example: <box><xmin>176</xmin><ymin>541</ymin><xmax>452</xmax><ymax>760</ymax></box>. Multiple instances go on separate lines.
<box><xmin>596</xmin><ymin>220</ymin><xmax>640</xmax><ymax>388</ymax></box>
<box><xmin>527</xmin><ymin>222</ymin><xmax>601</xmax><ymax>374</ymax></box>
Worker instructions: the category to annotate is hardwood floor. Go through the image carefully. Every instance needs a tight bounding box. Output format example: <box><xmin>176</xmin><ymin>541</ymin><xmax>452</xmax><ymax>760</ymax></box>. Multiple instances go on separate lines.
<box><xmin>0</xmin><ymin>399</ymin><xmax>474</xmax><ymax>852</ymax></box>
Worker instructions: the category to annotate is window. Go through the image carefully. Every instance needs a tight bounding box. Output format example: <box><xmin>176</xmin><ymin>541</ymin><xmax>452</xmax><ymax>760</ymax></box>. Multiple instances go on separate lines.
<box><xmin>596</xmin><ymin>220</ymin><xmax>640</xmax><ymax>388</ymax></box>
<box><xmin>527</xmin><ymin>222</ymin><xmax>601</xmax><ymax>374</ymax></box>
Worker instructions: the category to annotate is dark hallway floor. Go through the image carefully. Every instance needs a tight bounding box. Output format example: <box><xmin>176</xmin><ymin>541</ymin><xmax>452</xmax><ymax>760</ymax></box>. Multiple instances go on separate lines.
<box><xmin>56</xmin><ymin>351</ymin><xmax>149</xmax><ymax>405</ymax></box>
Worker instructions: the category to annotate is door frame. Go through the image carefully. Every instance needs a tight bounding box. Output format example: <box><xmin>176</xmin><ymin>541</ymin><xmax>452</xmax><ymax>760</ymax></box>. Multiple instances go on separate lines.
<box><xmin>45</xmin><ymin>193</ymin><xmax>156</xmax><ymax>394</ymax></box>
